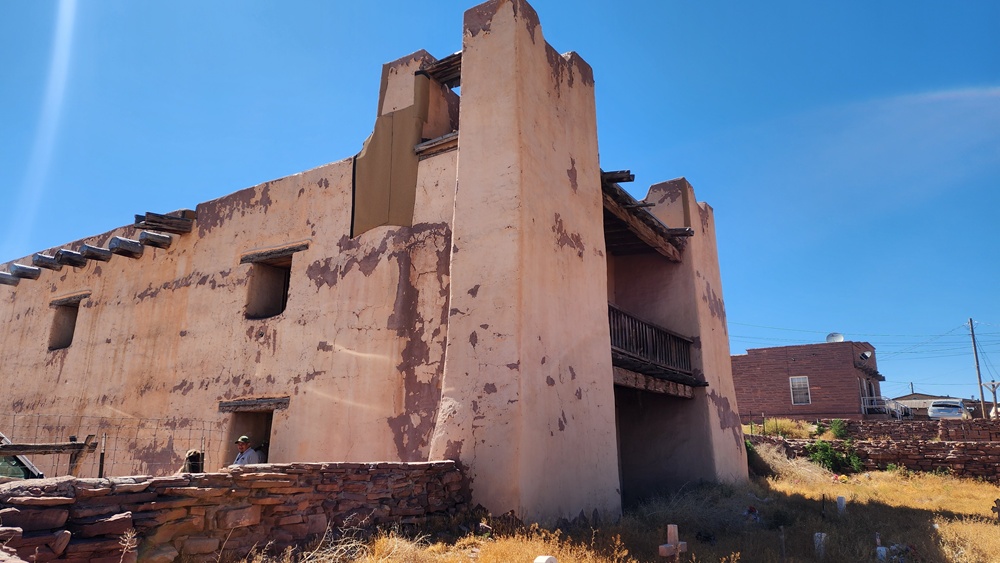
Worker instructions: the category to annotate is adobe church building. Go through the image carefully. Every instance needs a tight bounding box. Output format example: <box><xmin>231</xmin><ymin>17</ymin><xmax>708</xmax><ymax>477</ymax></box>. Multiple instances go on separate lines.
<box><xmin>0</xmin><ymin>0</ymin><xmax>746</xmax><ymax>522</ymax></box>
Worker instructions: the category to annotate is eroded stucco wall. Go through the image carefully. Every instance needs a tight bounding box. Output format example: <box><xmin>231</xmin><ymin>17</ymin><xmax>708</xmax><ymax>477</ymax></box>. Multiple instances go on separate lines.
<box><xmin>428</xmin><ymin>0</ymin><xmax>621</xmax><ymax>523</ymax></box>
<box><xmin>0</xmin><ymin>145</ymin><xmax>458</xmax><ymax>475</ymax></box>
<box><xmin>610</xmin><ymin>179</ymin><xmax>747</xmax><ymax>488</ymax></box>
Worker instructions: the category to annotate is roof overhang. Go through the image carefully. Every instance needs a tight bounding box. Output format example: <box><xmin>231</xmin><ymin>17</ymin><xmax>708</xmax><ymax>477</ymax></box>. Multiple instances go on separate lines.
<box><xmin>601</xmin><ymin>171</ymin><xmax>692</xmax><ymax>261</ymax></box>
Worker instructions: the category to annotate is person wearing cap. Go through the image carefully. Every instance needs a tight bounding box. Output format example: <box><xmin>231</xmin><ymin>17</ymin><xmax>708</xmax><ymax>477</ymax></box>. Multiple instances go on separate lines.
<box><xmin>232</xmin><ymin>435</ymin><xmax>262</xmax><ymax>465</ymax></box>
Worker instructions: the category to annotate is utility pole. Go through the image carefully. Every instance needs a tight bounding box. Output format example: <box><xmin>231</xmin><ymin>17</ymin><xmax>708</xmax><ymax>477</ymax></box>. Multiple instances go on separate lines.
<box><xmin>910</xmin><ymin>382</ymin><xmax>914</xmax><ymax>395</ymax></box>
<box><xmin>971</xmin><ymin>318</ymin><xmax>986</xmax><ymax>418</ymax></box>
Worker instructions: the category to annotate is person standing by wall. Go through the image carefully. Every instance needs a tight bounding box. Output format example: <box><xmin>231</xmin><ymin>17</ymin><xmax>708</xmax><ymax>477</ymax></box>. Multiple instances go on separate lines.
<box><xmin>232</xmin><ymin>435</ymin><xmax>262</xmax><ymax>465</ymax></box>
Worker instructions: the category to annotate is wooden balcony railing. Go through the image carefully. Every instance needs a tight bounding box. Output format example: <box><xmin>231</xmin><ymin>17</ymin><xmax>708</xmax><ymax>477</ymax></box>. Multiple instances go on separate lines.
<box><xmin>608</xmin><ymin>303</ymin><xmax>695</xmax><ymax>380</ymax></box>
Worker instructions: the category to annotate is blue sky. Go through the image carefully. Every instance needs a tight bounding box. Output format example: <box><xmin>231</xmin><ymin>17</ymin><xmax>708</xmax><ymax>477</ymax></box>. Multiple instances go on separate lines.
<box><xmin>2</xmin><ymin>1</ymin><xmax>998</xmax><ymax>403</ymax></box>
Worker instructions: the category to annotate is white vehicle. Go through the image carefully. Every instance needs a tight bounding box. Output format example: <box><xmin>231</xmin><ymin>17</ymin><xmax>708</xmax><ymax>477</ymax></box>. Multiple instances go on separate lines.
<box><xmin>927</xmin><ymin>400</ymin><xmax>968</xmax><ymax>420</ymax></box>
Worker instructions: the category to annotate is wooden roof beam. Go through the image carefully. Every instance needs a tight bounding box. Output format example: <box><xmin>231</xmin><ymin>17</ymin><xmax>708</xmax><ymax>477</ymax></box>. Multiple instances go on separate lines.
<box><xmin>32</xmin><ymin>253</ymin><xmax>63</xmax><ymax>271</ymax></box>
<box><xmin>139</xmin><ymin>230</ymin><xmax>173</xmax><ymax>249</ymax></box>
<box><xmin>420</xmin><ymin>51</ymin><xmax>462</xmax><ymax>88</ymax></box>
<box><xmin>134</xmin><ymin>211</ymin><xmax>195</xmax><ymax>234</ymax></box>
<box><xmin>10</xmin><ymin>263</ymin><xmax>41</xmax><ymax>279</ymax></box>
<box><xmin>80</xmin><ymin>244</ymin><xmax>112</xmax><ymax>262</ymax></box>
<box><xmin>55</xmin><ymin>249</ymin><xmax>88</xmax><ymax>268</ymax></box>
<box><xmin>109</xmin><ymin>236</ymin><xmax>144</xmax><ymax>259</ymax></box>
<box><xmin>602</xmin><ymin>190</ymin><xmax>681</xmax><ymax>262</ymax></box>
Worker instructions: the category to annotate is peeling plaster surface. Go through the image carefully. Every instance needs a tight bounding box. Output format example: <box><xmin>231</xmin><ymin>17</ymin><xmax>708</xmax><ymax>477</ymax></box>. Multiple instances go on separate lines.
<box><xmin>0</xmin><ymin>151</ymin><xmax>456</xmax><ymax>476</ymax></box>
<box><xmin>0</xmin><ymin>0</ymin><xmax>746</xmax><ymax>523</ymax></box>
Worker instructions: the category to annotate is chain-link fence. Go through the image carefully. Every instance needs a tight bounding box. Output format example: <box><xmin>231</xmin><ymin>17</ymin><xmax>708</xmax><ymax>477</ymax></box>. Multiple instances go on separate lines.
<box><xmin>0</xmin><ymin>413</ymin><xmax>228</xmax><ymax>479</ymax></box>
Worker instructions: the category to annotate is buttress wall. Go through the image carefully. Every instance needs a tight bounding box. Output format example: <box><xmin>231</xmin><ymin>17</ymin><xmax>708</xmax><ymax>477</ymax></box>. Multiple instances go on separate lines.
<box><xmin>429</xmin><ymin>0</ymin><xmax>622</xmax><ymax>523</ymax></box>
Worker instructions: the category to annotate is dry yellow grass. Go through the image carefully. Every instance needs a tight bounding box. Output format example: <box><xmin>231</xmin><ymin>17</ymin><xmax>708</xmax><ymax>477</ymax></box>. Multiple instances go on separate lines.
<box><xmin>743</xmin><ymin>418</ymin><xmax>824</xmax><ymax>440</ymax></box>
<box><xmin>246</xmin><ymin>442</ymin><xmax>1000</xmax><ymax>562</ymax></box>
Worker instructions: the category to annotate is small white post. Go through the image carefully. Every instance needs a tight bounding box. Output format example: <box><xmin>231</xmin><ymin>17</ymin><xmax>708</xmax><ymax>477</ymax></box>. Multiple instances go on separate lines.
<box><xmin>534</xmin><ymin>557</ymin><xmax>557</xmax><ymax>563</ymax></box>
<box><xmin>814</xmin><ymin>532</ymin><xmax>828</xmax><ymax>559</ymax></box>
<box><xmin>837</xmin><ymin>496</ymin><xmax>847</xmax><ymax>515</ymax></box>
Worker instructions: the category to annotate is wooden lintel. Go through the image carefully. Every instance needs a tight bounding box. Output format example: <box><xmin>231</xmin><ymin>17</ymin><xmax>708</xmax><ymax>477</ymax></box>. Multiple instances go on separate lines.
<box><xmin>139</xmin><ymin>230</ymin><xmax>173</xmax><ymax>249</ymax></box>
<box><xmin>613</xmin><ymin>366</ymin><xmax>695</xmax><ymax>399</ymax></box>
<box><xmin>602</xmin><ymin>192</ymin><xmax>681</xmax><ymax>262</ymax></box>
<box><xmin>415</xmin><ymin>131</ymin><xmax>459</xmax><ymax>159</ymax></box>
<box><xmin>80</xmin><ymin>244</ymin><xmax>113</xmax><ymax>262</ymax></box>
<box><xmin>109</xmin><ymin>236</ymin><xmax>144</xmax><ymax>259</ymax></box>
<box><xmin>240</xmin><ymin>242</ymin><xmax>310</xmax><ymax>265</ymax></box>
<box><xmin>11</xmin><ymin>263</ymin><xmax>42</xmax><ymax>279</ymax></box>
<box><xmin>134</xmin><ymin>211</ymin><xmax>194</xmax><ymax>234</ymax></box>
<box><xmin>55</xmin><ymin>249</ymin><xmax>88</xmax><ymax>268</ymax></box>
<box><xmin>0</xmin><ymin>441</ymin><xmax>96</xmax><ymax>456</ymax></box>
<box><xmin>50</xmin><ymin>292</ymin><xmax>90</xmax><ymax>307</ymax></box>
<box><xmin>219</xmin><ymin>396</ymin><xmax>291</xmax><ymax>413</ymax></box>
<box><xmin>32</xmin><ymin>253</ymin><xmax>63</xmax><ymax>271</ymax></box>
<box><xmin>0</xmin><ymin>272</ymin><xmax>18</xmax><ymax>287</ymax></box>
<box><xmin>601</xmin><ymin>170</ymin><xmax>635</xmax><ymax>183</ymax></box>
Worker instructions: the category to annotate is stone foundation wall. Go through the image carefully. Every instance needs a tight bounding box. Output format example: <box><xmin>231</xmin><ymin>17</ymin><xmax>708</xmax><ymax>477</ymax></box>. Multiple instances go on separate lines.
<box><xmin>0</xmin><ymin>461</ymin><xmax>466</xmax><ymax>562</ymax></box>
<box><xmin>749</xmin><ymin>435</ymin><xmax>1000</xmax><ymax>482</ymax></box>
<box><xmin>823</xmin><ymin>419</ymin><xmax>1000</xmax><ymax>442</ymax></box>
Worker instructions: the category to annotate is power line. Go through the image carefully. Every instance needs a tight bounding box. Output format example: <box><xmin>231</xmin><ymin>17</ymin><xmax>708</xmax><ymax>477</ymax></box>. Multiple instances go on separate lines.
<box><xmin>728</xmin><ymin>320</ymin><xmax>998</xmax><ymax>339</ymax></box>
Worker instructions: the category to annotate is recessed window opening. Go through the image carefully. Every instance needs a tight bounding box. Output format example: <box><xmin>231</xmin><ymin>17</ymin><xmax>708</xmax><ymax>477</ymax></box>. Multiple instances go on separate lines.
<box><xmin>221</xmin><ymin>397</ymin><xmax>288</xmax><ymax>465</ymax></box>
<box><xmin>245</xmin><ymin>255</ymin><xmax>292</xmax><ymax>319</ymax></box>
<box><xmin>49</xmin><ymin>294</ymin><xmax>88</xmax><ymax>350</ymax></box>
<box><xmin>789</xmin><ymin>376</ymin><xmax>811</xmax><ymax>406</ymax></box>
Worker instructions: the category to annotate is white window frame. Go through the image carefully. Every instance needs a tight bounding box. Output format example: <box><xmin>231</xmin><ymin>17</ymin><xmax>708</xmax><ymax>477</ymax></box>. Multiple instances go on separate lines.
<box><xmin>789</xmin><ymin>376</ymin><xmax>811</xmax><ymax>406</ymax></box>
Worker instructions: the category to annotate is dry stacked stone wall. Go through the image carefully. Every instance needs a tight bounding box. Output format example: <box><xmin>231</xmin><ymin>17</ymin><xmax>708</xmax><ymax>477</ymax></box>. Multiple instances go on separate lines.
<box><xmin>749</xmin><ymin>435</ymin><xmax>1000</xmax><ymax>482</ymax></box>
<box><xmin>0</xmin><ymin>461</ymin><xmax>466</xmax><ymax>563</ymax></box>
<box><xmin>820</xmin><ymin>419</ymin><xmax>1000</xmax><ymax>442</ymax></box>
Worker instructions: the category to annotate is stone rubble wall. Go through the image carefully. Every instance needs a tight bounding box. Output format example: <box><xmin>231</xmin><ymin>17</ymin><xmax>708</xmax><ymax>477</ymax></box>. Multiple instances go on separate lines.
<box><xmin>749</xmin><ymin>435</ymin><xmax>1000</xmax><ymax>482</ymax></box>
<box><xmin>821</xmin><ymin>419</ymin><xmax>1000</xmax><ymax>442</ymax></box>
<box><xmin>0</xmin><ymin>461</ymin><xmax>466</xmax><ymax>563</ymax></box>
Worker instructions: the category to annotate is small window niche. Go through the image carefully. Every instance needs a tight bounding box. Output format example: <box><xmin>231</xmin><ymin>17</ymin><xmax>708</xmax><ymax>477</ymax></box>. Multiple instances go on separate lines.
<box><xmin>241</xmin><ymin>242</ymin><xmax>308</xmax><ymax>320</ymax></box>
<box><xmin>48</xmin><ymin>293</ymin><xmax>89</xmax><ymax>351</ymax></box>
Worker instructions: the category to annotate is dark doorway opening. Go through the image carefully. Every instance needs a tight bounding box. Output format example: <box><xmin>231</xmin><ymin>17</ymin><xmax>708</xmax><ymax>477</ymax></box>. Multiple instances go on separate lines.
<box><xmin>227</xmin><ymin>411</ymin><xmax>273</xmax><ymax>464</ymax></box>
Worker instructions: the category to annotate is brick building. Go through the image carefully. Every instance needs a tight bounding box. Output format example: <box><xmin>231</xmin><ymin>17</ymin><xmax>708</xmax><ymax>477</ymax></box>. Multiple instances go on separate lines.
<box><xmin>731</xmin><ymin>341</ymin><xmax>903</xmax><ymax>422</ymax></box>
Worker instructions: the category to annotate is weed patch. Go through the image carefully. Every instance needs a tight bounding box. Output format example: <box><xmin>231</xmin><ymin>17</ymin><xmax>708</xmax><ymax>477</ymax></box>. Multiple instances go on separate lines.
<box><xmin>806</xmin><ymin>440</ymin><xmax>863</xmax><ymax>474</ymax></box>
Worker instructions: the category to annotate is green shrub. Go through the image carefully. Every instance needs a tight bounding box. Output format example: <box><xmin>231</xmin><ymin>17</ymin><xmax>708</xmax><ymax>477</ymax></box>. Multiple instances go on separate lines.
<box><xmin>829</xmin><ymin>418</ymin><xmax>849</xmax><ymax>440</ymax></box>
<box><xmin>813</xmin><ymin>420</ymin><xmax>828</xmax><ymax>437</ymax></box>
<box><xmin>807</xmin><ymin>440</ymin><xmax>863</xmax><ymax>473</ymax></box>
